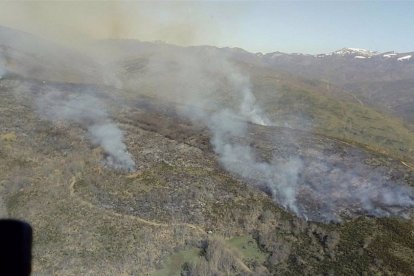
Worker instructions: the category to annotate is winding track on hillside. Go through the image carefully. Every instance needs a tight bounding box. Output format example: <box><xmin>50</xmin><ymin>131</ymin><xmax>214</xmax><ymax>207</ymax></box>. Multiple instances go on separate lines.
<box><xmin>68</xmin><ymin>176</ymin><xmax>208</xmax><ymax>235</ymax></box>
<box><xmin>69</xmin><ymin>176</ymin><xmax>253</xmax><ymax>273</ymax></box>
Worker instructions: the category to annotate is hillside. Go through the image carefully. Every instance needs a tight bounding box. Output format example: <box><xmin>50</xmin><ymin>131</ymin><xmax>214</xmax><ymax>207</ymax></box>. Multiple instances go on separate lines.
<box><xmin>0</xmin><ymin>25</ymin><xmax>100</xmax><ymax>84</ymax></box>
<box><xmin>1</xmin><ymin>26</ymin><xmax>414</xmax><ymax>275</ymax></box>
<box><xmin>95</xmin><ymin>41</ymin><xmax>414</xmax><ymax>163</ymax></box>
<box><xmin>229</xmin><ymin>46</ymin><xmax>414</xmax><ymax>126</ymax></box>
<box><xmin>344</xmin><ymin>78</ymin><xmax>414</xmax><ymax>128</ymax></box>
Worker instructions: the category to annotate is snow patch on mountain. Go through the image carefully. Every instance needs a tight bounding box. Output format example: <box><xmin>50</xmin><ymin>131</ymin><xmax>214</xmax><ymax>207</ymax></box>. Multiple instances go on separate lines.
<box><xmin>383</xmin><ymin>53</ymin><xmax>397</xmax><ymax>58</ymax></box>
<box><xmin>397</xmin><ymin>55</ymin><xmax>412</xmax><ymax>61</ymax></box>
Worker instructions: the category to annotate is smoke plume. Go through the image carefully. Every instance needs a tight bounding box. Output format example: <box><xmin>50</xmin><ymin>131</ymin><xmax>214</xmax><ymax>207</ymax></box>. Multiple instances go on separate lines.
<box><xmin>1</xmin><ymin>15</ymin><xmax>413</xmax><ymax>221</ymax></box>
<box><xmin>207</xmin><ymin>73</ymin><xmax>414</xmax><ymax>221</ymax></box>
<box><xmin>0</xmin><ymin>24</ymin><xmax>135</xmax><ymax>171</ymax></box>
<box><xmin>128</xmin><ymin>48</ymin><xmax>414</xmax><ymax>222</ymax></box>
<box><xmin>0</xmin><ymin>52</ymin><xmax>5</xmax><ymax>78</ymax></box>
<box><xmin>36</xmin><ymin>91</ymin><xmax>135</xmax><ymax>171</ymax></box>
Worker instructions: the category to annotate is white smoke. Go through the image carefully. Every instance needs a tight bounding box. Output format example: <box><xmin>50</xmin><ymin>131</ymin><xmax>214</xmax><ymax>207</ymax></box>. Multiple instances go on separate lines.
<box><xmin>209</xmin><ymin>109</ymin><xmax>302</xmax><ymax>214</ymax></box>
<box><xmin>207</xmin><ymin>86</ymin><xmax>414</xmax><ymax>222</ymax></box>
<box><xmin>295</xmin><ymin>157</ymin><xmax>414</xmax><ymax>221</ymax></box>
<box><xmin>36</xmin><ymin>91</ymin><xmax>135</xmax><ymax>171</ymax></box>
<box><xmin>207</xmin><ymin>82</ymin><xmax>414</xmax><ymax>222</ymax></box>
<box><xmin>2</xmin><ymin>23</ymin><xmax>413</xmax><ymax>220</ymax></box>
<box><xmin>89</xmin><ymin>123</ymin><xmax>135</xmax><ymax>170</ymax></box>
<box><xmin>129</xmin><ymin>48</ymin><xmax>303</xmax><ymax>215</ymax></box>
<box><xmin>227</xmin><ymin>71</ymin><xmax>271</xmax><ymax>126</ymax></box>
<box><xmin>127</xmin><ymin>47</ymin><xmax>414</xmax><ymax>222</ymax></box>
<box><xmin>0</xmin><ymin>51</ymin><xmax>5</xmax><ymax>78</ymax></box>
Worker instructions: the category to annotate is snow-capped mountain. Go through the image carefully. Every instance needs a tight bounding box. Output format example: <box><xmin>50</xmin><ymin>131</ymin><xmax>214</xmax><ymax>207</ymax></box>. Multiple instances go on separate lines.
<box><xmin>332</xmin><ymin>47</ymin><xmax>379</xmax><ymax>57</ymax></box>
<box><xmin>257</xmin><ymin>47</ymin><xmax>413</xmax><ymax>62</ymax></box>
<box><xmin>328</xmin><ymin>48</ymin><xmax>413</xmax><ymax>61</ymax></box>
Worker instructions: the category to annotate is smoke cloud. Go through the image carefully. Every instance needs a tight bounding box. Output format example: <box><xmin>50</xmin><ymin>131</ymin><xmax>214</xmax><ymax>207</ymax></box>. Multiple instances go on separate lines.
<box><xmin>0</xmin><ymin>8</ymin><xmax>413</xmax><ymax>221</ymax></box>
<box><xmin>0</xmin><ymin>2</ymin><xmax>223</xmax><ymax>49</ymax></box>
<box><xmin>206</xmin><ymin>71</ymin><xmax>414</xmax><ymax>222</ymax></box>
<box><xmin>126</xmin><ymin>47</ymin><xmax>414</xmax><ymax>222</ymax></box>
<box><xmin>0</xmin><ymin>50</ymin><xmax>5</xmax><ymax>78</ymax></box>
<box><xmin>36</xmin><ymin>91</ymin><xmax>135</xmax><ymax>171</ymax></box>
<box><xmin>209</xmin><ymin>109</ymin><xmax>302</xmax><ymax>214</ymax></box>
<box><xmin>295</xmin><ymin>155</ymin><xmax>414</xmax><ymax>221</ymax></box>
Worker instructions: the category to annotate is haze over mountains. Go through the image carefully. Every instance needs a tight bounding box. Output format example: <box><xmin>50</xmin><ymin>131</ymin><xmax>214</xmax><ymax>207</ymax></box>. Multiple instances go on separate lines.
<box><xmin>2</xmin><ymin>23</ymin><xmax>413</xmax><ymax>128</ymax></box>
<box><xmin>222</xmin><ymin>45</ymin><xmax>414</xmax><ymax>127</ymax></box>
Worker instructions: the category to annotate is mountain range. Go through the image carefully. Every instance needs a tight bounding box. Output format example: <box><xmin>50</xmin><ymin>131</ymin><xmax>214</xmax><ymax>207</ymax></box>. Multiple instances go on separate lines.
<box><xmin>223</xmin><ymin>46</ymin><xmax>414</xmax><ymax>127</ymax></box>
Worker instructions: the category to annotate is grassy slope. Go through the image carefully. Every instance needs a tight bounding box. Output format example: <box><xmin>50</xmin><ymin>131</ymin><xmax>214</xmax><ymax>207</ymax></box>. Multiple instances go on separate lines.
<box><xmin>118</xmin><ymin>56</ymin><xmax>414</xmax><ymax>163</ymax></box>
<box><xmin>245</xmin><ymin>64</ymin><xmax>414</xmax><ymax>163</ymax></box>
<box><xmin>154</xmin><ymin>236</ymin><xmax>267</xmax><ymax>276</ymax></box>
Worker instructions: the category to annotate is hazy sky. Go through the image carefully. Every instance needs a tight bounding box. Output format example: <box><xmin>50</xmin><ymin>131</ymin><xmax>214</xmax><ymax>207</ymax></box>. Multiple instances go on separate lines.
<box><xmin>0</xmin><ymin>1</ymin><xmax>413</xmax><ymax>54</ymax></box>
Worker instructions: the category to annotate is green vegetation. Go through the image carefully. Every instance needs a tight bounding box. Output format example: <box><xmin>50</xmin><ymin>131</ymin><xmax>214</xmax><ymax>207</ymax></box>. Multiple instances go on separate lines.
<box><xmin>0</xmin><ymin>132</ymin><xmax>17</xmax><ymax>142</ymax></box>
<box><xmin>155</xmin><ymin>235</ymin><xmax>267</xmax><ymax>276</ymax></box>
<box><xmin>228</xmin><ymin>235</ymin><xmax>268</xmax><ymax>265</ymax></box>
<box><xmin>369</xmin><ymin>218</ymin><xmax>414</xmax><ymax>274</ymax></box>
<box><xmin>153</xmin><ymin>248</ymin><xmax>201</xmax><ymax>276</ymax></box>
<box><xmin>250</xmin><ymin>71</ymin><xmax>414</xmax><ymax>162</ymax></box>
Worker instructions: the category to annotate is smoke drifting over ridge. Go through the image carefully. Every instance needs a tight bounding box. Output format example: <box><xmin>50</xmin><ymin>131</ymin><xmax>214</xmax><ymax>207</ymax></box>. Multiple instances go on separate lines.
<box><xmin>0</xmin><ymin>2</ymin><xmax>222</xmax><ymax>49</ymax></box>
<box><xmin>127</xmin><ymin>47</ymin><xmax>414</xmax><ymax>222</ymax></box>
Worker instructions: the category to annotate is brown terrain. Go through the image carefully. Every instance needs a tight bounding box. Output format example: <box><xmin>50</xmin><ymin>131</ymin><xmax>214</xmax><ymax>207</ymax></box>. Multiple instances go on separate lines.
<box><xmin>1</xmin><ymin>26</ymin><xmax>414</xmax><ymax>275</ymax></box>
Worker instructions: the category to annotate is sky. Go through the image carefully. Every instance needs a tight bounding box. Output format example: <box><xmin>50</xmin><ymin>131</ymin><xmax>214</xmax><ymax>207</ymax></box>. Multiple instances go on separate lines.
<box><xmin>0</xmin><ymin>1</ymin><xmax>413</xmax><ymax>54</ymax></box>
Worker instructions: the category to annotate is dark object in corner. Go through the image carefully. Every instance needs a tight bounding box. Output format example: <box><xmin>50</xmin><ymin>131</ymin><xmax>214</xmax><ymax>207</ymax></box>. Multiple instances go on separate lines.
<box><xmin>0</xmin><ymin>219</ymin><xmax>32</xmax><ymax>276</ymax></box>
